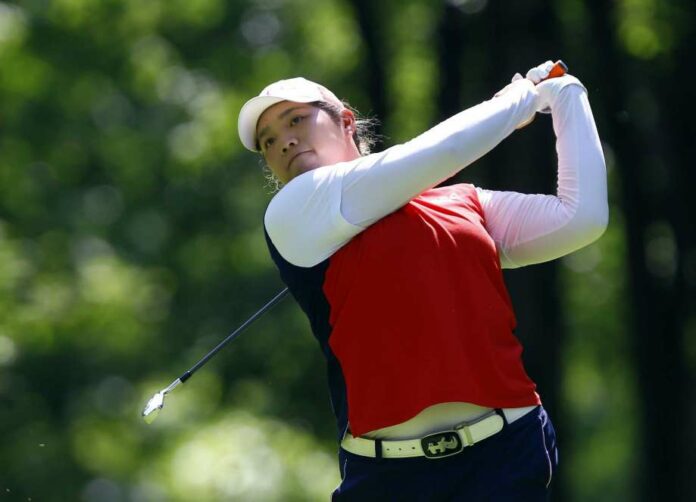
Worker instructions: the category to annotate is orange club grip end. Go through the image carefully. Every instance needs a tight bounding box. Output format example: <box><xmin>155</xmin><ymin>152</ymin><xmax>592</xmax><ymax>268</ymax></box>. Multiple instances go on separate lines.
<box><xmin>545</xmin><ymin>60</ymin><xmax>568</xmax><ymax>80</ymax></box>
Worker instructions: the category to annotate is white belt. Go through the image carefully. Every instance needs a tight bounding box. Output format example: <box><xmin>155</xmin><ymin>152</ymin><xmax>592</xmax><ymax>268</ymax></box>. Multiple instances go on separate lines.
<box><xmin>341</xmin><ymin>406</ymin><xmax>536</xmax><ymax>459</ymax></box>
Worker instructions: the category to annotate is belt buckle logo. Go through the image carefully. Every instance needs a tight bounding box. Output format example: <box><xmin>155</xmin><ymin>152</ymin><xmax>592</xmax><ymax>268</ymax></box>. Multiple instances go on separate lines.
<box><xmin>421</xmin><ymin>431</ymin><xmax>463</xmax><ymax>459</ymax></box>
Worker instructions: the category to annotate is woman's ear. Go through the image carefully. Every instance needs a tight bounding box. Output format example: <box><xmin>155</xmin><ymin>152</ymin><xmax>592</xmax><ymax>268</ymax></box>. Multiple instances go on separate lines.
<box><xmin>340</xmin><ymin>108</ymin><xmax>356</xmax><ymax>134</ymax></box>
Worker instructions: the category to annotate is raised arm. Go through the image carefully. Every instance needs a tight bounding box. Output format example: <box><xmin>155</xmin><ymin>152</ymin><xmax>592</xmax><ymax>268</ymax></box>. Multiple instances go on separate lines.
<box><xmin>476</xmin><ymin>75</ymin><xmax>608</xmax><ymax>268</ymax></box>
<box><xmin>265</xmin><ymin>78</ymin><xmax>540</xmax><ymax>267</ymax></box>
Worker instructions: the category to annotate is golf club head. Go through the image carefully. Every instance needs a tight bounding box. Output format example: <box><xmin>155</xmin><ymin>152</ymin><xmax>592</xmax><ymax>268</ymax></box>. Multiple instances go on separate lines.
<box><xmin>142</xmin><ymin>391</ymin><xmax>165</xmax><ymax>424</ymax></box>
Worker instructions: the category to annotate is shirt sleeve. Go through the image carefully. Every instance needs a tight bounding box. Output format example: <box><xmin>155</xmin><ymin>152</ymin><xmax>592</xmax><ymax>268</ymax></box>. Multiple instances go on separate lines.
<box><xmin>475</xmin><ymin>77</ymin><xmax>608</xmax><ymax>269</ymax></box>
<box><xmin>265</xmin><ymin>78</ymin><xmax>540</xmax><ymax>267</ymax></box>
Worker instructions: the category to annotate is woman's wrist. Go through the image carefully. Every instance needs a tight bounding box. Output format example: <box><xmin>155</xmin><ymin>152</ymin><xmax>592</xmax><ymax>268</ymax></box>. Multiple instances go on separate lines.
<box><xmin>535</xmin><ymin>75</ymin><xmax>587</xmax><ymax>113</ymax></box>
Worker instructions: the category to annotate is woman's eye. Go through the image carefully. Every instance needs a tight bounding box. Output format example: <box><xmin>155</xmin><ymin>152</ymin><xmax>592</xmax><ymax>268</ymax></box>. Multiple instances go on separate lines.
<box><xmin>264</xmin><ymin>138</ymin><xmax>275</xmax><ymax>150</ymax></box>
<box><xmin>290</xmin><ymin>115</ymin><xmax>303</xmax><ymax>126</ymax></box>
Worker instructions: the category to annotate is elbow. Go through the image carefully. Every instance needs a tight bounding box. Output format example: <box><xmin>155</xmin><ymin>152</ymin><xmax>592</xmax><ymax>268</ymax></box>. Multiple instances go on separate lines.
<box><xmin>591</xmin><ymin>200</ymin><xmax>609</xmax><ymax>241</ymax></box>
<box><xmin>266</xmin><ymin>220</ymin><xmax>310</xmax><ymax>267</ymax></box>
<box><xmin>587</xmin><ymin>216</ymin><xmax>608</xmax><ymax>245</ymax></box>
<box><xmin>576</xmin><ymin>203</ymin><xmax>609</xmax><ymax>245</ymax></box>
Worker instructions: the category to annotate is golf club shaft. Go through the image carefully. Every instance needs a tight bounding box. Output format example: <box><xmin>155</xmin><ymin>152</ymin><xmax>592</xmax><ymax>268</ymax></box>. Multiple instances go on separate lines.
<box><xmin>179</xmin><ymin>287</ymin><xmax>290</xmax><ymax>383</ymax></box>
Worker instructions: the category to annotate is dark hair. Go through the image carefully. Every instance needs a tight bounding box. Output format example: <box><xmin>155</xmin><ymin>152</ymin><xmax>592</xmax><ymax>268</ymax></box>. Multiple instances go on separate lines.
<box><xmin>312</xmin><ymin>101</ymin><xmax>380</xmax><ymax>155</ymax></box>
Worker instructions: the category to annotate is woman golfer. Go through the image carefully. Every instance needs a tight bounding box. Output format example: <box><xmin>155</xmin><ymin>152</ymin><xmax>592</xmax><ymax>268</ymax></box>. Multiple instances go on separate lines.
<box><xmin>237</xmin><ymin>60</ymin><xmax>607</xmax><ymax>500</ymax></box>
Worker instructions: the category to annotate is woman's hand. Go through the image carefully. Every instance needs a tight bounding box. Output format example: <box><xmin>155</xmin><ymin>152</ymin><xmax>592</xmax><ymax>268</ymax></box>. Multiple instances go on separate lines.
<box><xmin>511</xmin><ymin>60</ymin><xmax>579</xmax><ymax>128</ymax></box>
<box><xmin>524</xmin><ymin>60</ymin><xmax>567</xmax><ymax>85</ymax></box>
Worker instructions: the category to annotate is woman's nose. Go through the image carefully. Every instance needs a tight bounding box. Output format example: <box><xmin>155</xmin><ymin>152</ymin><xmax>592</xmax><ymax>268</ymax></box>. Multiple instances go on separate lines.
<box><xmin>282</xmin><ymin>137</ymin><xmax>298</xmax><ymax>154</ymax></box>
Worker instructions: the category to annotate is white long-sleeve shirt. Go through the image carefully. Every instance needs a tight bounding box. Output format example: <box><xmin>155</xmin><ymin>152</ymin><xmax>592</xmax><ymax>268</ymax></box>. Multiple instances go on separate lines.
<box><xmin>265</xmin><ymin>75</ymin><xmax>607</xmax><ymax>271</ymax></box>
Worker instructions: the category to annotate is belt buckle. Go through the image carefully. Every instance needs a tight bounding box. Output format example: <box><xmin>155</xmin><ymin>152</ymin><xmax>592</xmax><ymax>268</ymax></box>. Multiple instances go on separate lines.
<box><xmin>420</xmin><ymin>431</ymin><xmax>463</xmax><ymax>459</ymax></box>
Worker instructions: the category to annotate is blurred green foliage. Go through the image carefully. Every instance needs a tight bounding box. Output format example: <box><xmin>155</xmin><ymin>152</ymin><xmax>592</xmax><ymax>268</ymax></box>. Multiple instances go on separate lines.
<box><xmin>0</xmin><ymin>0</ymin><xmax>692</xmax><ymax>500</ymax></box>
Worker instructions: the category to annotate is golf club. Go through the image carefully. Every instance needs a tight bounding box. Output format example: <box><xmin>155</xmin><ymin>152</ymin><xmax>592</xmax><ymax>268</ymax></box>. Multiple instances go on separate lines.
<box><xmin>142</xmin><ymin>287</ymin><xmax>290</xmax><ymax>423</ymax></box>
<box><xmin>547</xmin><ymin>60</ymin><xmax>568</xmax><ymax>79</ymax></box>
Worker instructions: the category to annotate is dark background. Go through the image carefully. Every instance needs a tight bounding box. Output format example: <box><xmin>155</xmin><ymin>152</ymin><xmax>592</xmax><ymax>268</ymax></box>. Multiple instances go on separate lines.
<box><xmin>0</xmin><ymin>0</ymin><xmax>694</xmax><ymax>500</ymax></box>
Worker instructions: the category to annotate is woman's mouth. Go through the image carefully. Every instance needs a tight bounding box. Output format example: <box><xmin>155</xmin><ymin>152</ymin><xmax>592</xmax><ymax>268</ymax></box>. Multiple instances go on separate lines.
<box><xmin>288</xmin><ymin>151</ymin><xmax>310</xmax><ymax>170</ymax></box>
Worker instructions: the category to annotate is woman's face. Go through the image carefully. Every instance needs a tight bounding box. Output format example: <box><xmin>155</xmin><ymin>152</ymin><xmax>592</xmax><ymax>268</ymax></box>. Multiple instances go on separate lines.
<box><xmin>256</xmin><ymin>101</ymin><xmax>359</xmax><ymax>184</ymax></box>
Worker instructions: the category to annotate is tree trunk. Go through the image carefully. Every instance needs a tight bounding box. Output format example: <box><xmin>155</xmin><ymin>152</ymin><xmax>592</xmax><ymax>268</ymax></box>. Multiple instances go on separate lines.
<box><xmin>346</xmin><ymin>0</ymin><xmax>388</xmax><ymax>151</ymax></box>
<box><xmin>586</xmin><ymin>0</ymin><xmax>693</xmax><ymax>499</ymax></box>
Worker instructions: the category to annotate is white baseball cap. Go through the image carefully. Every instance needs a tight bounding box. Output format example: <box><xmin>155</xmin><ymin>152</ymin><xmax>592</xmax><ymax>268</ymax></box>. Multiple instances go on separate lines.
<box><xmin>237</xmin><ymin>77</ymin><xmax>344</xmax><ymax>151</ymax></box>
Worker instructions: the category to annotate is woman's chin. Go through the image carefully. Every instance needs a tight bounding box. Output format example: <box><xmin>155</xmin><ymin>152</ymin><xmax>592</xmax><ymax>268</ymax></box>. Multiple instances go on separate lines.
<box><xmin>290</xmin><ymin>160</ymin><xmax>320</xmax><ymax>180</ymax></box>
